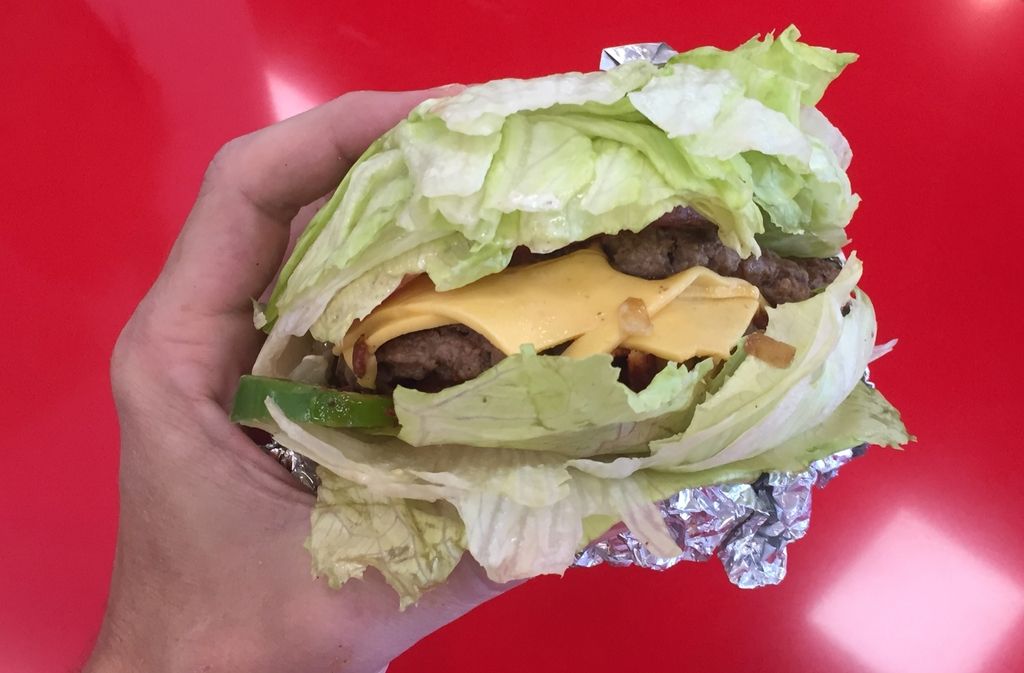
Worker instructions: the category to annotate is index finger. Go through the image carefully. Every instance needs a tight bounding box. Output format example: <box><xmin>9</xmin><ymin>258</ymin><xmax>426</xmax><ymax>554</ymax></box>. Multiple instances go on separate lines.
<box><xmin>153</xmin><ymin>86</ymin><xmax>460</xmax><ymax>318</ymax></box>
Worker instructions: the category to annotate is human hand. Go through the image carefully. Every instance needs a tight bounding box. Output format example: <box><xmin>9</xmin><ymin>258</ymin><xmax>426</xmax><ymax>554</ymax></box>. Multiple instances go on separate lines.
<box><xmin>85</xmin><ymin>86</ymin><xmax>512</xmax><ymax>673</ymax></box>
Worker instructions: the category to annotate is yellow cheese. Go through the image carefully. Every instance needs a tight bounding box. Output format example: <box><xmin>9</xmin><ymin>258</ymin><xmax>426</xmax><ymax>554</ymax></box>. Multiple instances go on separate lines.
<box><xmin>341</xmin><ymin>248</ymin><xmax>759</xmax><ymax>378</ymax></box>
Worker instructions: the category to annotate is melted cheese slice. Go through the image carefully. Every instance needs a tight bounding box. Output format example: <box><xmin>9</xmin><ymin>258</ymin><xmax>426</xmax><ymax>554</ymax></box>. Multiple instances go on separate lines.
<box><xmin>340</xmin><ymin>248</ymin><xmax>759</xmax><ymax>376</ymax></box>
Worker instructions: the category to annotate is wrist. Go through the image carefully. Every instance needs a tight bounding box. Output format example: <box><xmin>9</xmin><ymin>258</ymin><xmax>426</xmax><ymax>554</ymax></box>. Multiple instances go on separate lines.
<box><xmin>82</xmin><ymin>565</ymin><xmax>396</xmax><ymax>673</ymax></box>
<box><xmin>85</xmin><ymin>615</ymin><xmax>280</xmax><ymax>673</ymax></box>
<box><xmin>82</xmin><ymin>569</ymin><xmax>281</xmax><ymax>673</ymax></box>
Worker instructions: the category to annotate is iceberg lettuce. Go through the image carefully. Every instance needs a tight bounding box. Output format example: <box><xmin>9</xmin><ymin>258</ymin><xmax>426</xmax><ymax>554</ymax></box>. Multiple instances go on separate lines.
<box><xmin>260</xmin><ymin>26</ymin><xmax>859</xmax><ymax>348</ymax></box>
<box><xmin>261</xmin><ymin>255</ymin><xmax>908</xmax><ymax>600</ymax></box>
<box><xmin>244</xmin><ymin>27</ymin><xmax>910</xmax><ymax>606</ymax></box>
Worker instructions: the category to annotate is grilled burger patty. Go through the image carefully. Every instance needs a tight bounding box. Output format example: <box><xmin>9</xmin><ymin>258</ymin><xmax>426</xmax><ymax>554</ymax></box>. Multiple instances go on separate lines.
<box><xmin>371</xmin><ymin>326</ymin><xmax>505</xmax><ymax>393</ymax></box>
<box><xmin>600</xmin><ymin>207</ymin><xmax>841</xmax><ymax>305</ymax></box>
<box><xmin>339</xmin><ymin>208</ymin><xmax>842</xmax><ymax>393</ymax></box>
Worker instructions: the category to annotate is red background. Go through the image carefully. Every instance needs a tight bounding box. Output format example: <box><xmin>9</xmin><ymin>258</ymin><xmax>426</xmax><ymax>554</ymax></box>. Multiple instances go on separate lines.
<box><xmin>4</xmin><ymin>1</ymin><xmax>1024</xmax><ymax>672</ymax></box>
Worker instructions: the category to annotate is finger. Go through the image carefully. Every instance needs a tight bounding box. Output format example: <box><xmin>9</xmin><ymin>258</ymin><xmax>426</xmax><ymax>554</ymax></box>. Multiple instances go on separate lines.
<box><xmin>152</xmin><ymin>85</ymin><xmax>461</xmax><ymax>318</ymax></box>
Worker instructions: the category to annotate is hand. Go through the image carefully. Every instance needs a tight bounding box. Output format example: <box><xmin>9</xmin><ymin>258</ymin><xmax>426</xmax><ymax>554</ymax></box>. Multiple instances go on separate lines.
<box><xmin>86</xmin><ymin>86</ymin><xmax>512</xmax><ymax>673</ymax></box>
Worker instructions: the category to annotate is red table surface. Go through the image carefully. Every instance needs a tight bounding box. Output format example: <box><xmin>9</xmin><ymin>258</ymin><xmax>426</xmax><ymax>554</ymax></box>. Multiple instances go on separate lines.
<box><xmin>4</xmin><ymin>1</ymin><xmax>1024</xmax><ymax>672</ymax></box>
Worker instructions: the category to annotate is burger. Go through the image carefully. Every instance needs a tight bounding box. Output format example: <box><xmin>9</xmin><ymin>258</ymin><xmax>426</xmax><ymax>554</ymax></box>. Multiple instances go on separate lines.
<box><xmin>233</xmin><ymin>26</ymin><xmax>910</xmax><ymax>606</ymax></box>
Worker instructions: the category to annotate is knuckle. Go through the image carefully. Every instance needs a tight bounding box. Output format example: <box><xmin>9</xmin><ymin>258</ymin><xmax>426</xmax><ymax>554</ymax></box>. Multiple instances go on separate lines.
<box><xmin>109</xmin><ymin>324</ymin><xmax>138</xmax><ymax>403</ymax></box>
<box><xmin>109</xmin><ymin>303</ymin><xmax>161</xmax><ymax>403</ymax></box>
<box><xmin>336</xmin><ymin>89</ymin><xmax>370</xmax><ymax>106</ymax></box>
<box><xmin>214</xmin><ymin>135</ymin><xmax>248</xmax><ymax>165</ymax></box>
<box><xmin>202</xmin><ymin>136</ymin><xmax>249</xmax><ymax>191</ymax></box>
<box><xmin>110</xmin><ymin>313</ymin><xmax>145</xmax><ymax>396</ymax></box>
<box><xmin>329</xmin><ymin>89</ymin><xmax>378</xmax><ymax>118</ymax></box>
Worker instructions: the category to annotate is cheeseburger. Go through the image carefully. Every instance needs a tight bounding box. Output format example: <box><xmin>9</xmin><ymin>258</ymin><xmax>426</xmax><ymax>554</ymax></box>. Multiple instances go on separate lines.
<box><xmin>233</xmin><ymin>26</ymin><xmax>910</xmax><ymax>606</ymax></box>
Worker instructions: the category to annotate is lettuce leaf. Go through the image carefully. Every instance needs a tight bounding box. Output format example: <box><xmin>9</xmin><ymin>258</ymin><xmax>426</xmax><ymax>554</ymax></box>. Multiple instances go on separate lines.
<box><xmin>309</xmin><ymin>470</ymin><xmax>466</xmax><ymax>609</ymax></box>
<box><xmin>261</xmin><ymin>260</ymin><xmax>909</xmax><ymax>603</ymax></box>
<box><xmin>636</xmin><ymin>379</ymin><xmax>911</xmax><ymax>499</ymax></box>
<box><xmin>394</xmin><ymin>347</ymin><xmax>713</xmax><ymax>456</ymax></box>
<box><xmin>304</xmin><ymin>376</ymin><xmax>909</xmax><ymax>597</ymax></box>
<box><xmin>262</xmin><ymin>26</ymin><xmax>860</xmax><ymax>344</ymax></box>
<box><xmin>426</xmin><ymin>60</ymin><xmax>658</xmax><ymax>135</ymax></box>
<box><xmin>672</xmin><ymin>25</ymin><xmax>856</xmax><ymax>117</ymax></box>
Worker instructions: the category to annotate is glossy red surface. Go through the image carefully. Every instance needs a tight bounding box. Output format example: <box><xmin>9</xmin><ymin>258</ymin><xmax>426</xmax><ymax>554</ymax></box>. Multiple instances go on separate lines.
<box><xmin>4</xmin><ymin>2</ymin><xmax>1024</xmax><ymax>671</ymax></box>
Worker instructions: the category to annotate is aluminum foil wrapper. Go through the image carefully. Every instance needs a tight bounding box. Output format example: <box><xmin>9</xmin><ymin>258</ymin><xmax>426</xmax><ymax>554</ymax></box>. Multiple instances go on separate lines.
<box><xmin>600</xmin><ymin>42</ymin><xmax>678</xmax><ymax>69</ymax></box>
<box><xmin>574</xmin><ymin>447</ymin><xmax>865</xmax><ymax>587</ymax></box>
<box><xmin>262</xmin><ymin>441</ymin><xmax>320</xmax><ymax>492</ymax></box>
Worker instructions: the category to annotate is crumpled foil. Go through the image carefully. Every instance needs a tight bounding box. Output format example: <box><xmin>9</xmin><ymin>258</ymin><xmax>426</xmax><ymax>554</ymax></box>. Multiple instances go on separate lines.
<box><xmin>262</xmin><ymin>441</ymin><xmax>321</xmax><ymax>492</ymax></box>
<box><xmin>600</xmin><ymin>42</ymin><xmax>678</xmax><ymax>69</ymax></box>
<box><xmin>575</xmin><ymin>446</ymin><xmax>866</xmax><ymax>588</ymax></box>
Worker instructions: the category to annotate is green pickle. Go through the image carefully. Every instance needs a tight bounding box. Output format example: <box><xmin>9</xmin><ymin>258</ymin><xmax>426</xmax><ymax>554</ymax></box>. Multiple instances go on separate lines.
<box><xmin>231</xmin><ymin>375</ymin><xmax>396</xmax><ymax>429</ymax></box>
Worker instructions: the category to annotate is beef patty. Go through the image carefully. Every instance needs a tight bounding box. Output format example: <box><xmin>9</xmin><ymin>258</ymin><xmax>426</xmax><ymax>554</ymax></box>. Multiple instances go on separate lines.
<box><xmin>341</xmin><ymin>208</ymin><xmax>842</xmax><ymax>392</ymax></box>
<box><xmin>356</xmin><ymin>325</ymin><xmax>505</xmax><ymax>394</ymax></box>
<box><xmin>599</xmin><ymin>207</ymin><xmax>842</xmax><ymax>305</ymax></box>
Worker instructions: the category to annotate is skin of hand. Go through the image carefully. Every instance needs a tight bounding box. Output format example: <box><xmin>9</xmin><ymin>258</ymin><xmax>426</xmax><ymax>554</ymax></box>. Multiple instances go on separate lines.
<box><xmin>85</xmin><ymin>86</ymin><xmax>513</xmax><ymax>673</ymax></box>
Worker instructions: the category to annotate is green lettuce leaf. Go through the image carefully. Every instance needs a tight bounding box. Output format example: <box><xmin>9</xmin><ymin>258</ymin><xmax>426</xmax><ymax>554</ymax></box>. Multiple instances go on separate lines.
<box><xmin>425</xmin><ymin>60</ymin><xmax>658</xmax><ymax>135</ymax></box>
<box><xmin>637</xmin><ymin>380</ymin><xmax>911</xmax><ymax>499</ymax></box>
<box><xmin>261</xmin><ymin>27</ymin><xmax>860</xmax><ymax>346</ymax></box>
<box><xmin>259</xmin><ymin>261</ymin><xmax>909</xmax><ymax>604</ymax></box>
<box><xmin>671</xmin><ymin>25</ymin><xmax>856</xmax><ymax>117</ymax></box>
<box><xmin>394</xmin><ymin>346</ymin><xmax>713</xmax><ymax>455</ymax></box>
<box><xmin>299</xmin><ymin>376</ymin><xmax>909</xmax><ymax>598</ymax></box>
<box><xmin>309</xmin><ymin>470</ymin><xmax>466</xmax><ymax>609</ymax></box>
<box><xmin>453</xmin><ymin>469</ymin><xmax>682</xmax><ymax>582</ymax></box>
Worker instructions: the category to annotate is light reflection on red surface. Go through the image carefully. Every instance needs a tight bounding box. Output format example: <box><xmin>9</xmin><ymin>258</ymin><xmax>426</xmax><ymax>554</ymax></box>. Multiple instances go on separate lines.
<box><xmin>265</xmin><ymin>71</ymin><xmax>322</xmax><ymax>121</ymax></box>
<box><xmin>810</xmin><ymin>510</ymin><xmax>1024</xmax><ymax>673</ymax></box>
<box><xmin>970</xmin><ymin>0</ymin><xmax>1015</xmax><ymax>9</ymax></box>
